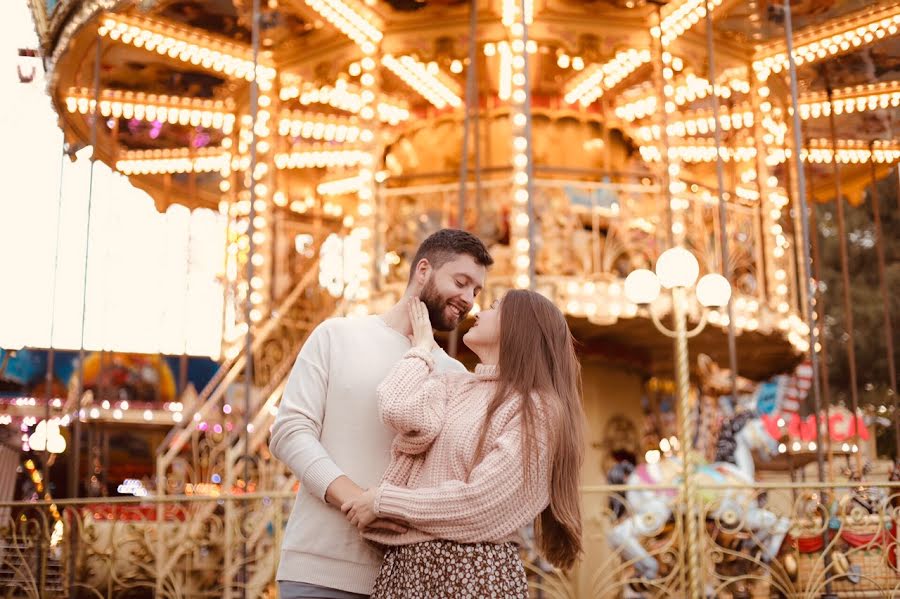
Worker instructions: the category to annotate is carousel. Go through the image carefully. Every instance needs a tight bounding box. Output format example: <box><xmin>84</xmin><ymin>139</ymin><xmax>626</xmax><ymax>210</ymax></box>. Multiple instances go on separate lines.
<box><xmin>5</xmin><ymin>0</ymin><xmax>900</xmax><ymax>596</ymax></box>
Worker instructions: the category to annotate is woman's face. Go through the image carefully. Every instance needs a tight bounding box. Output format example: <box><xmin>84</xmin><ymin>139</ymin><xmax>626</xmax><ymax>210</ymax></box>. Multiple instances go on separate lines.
<box><xmin>463</xmin><ymin>298</ymin><xmax>501</xmax><ymax>352</ymax></box>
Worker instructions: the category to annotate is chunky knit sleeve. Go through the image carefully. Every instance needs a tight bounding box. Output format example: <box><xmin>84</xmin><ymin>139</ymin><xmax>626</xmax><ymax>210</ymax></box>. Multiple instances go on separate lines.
<box><xmin>373</xmin><ymin>410</ymin><xmax>552</xmax><ymax>543</ymax></box>
<box><xmin>376</xmin><ymin>347</ymin><xmax>450</xmax><ymax>455</ymax></box>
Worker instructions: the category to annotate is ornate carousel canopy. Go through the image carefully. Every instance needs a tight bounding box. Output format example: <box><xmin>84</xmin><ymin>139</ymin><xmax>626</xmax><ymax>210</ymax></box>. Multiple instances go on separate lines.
<box><xmin>29</xmin><ymin>0</ymin><xmax>899</xmax><ymax>206</ymax></box>
<box><xmin>23</xmin><ymin>0</ymin><xmax>900</xmax><ymax>377</ymax></box>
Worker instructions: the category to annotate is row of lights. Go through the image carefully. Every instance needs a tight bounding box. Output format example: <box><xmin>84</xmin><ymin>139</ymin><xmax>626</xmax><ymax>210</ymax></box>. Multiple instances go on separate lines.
<box><xmin>277</xmin><ymin>110</ymin><xmax>370</xmax><ymax>143</ymax></box>
<box><xmin>563</xmin><ymin>49</ymin><xmax>652</xmax><ymax>106</ymax></box>
<box><xmin>317</xmin><ymin>173</ymin><xmax>365</xmax><ymax>196</ymax></box>
<box><xmin>799</xmin><ymin>80</ymin><xmax>900</xmax><ymax>119</ymax></box>
<box><xmin>283</xmin><ymin>80</ymin><xmax>410</xmax><ymax>125</ymax></box>
<box><xmin>243</xmin><ymin>87</ymin><xmax>274</xmax><ymax>326</ymax></box>
<box><xmin>639</xmin><ymin>139</ymin><xmax>898</xmax><ymax>165</ymax></box>
<box><xmin>614</xmin><ymin>72</ymin><xmax>751</xmax><ymax>122</ymax></box>
<box><xmin>65</xmin><ymin>87</ymin><xmax>236</xmax><ymax>132</ymax></box>
<box><xmin>801</xmin><ymin>143</ymin><xmax>900</xmax><ymax>165</ymax></box>
<box><xmin>638</xmin><ymin>143</ymin><xmax>758</xmax><ymax>163</ymax></box>
<box><xmin>487</xmin><ymin>40</ymin><xmax>538</xmax><ymax>103</ymax></box>
<box><xmin>650</xmin><ymin>21</ymin><xmax>689</xmax><ymax>242</ymax></box>
<box><xmin>98</xmin><ymin>14</ymin><xmax>275</xmax><ymax>82</ymax></box>
<box><xmin>660</xmin><ymin>106</ymin><xmax>755</xmax><ymax>138</ymax></box>
<box><xmin>502</xmin><ymin>0</ymin><xmax>533</xmax><ymax>26</ymax></box>
<box><xmin>274</xmin><ymin>148</ymin><xmax>372</xmax><ymax>169</ymax></box>
<box><xmin>303</xmin><ymin>0</ymin><xmax>382</xmax><ymax>55</ymax></box>
<box><xmin>382</xmin><ymin>54</ymin><xmax>463</xmax><ymax>109</ymax></box>
<box><xmin>639</xmin><ymin>82</ymin><xmax>895</xmax><ymax>138</ymax></box>
<box><xmin>507</xmin><ymin>1</ymin><xmax>532</xmax><ymax>290</ymax></box>
<box><xmin>559</xmin><ymin>275</ymin><xmax>783</xmax><ymax>336</ymax></box>
<box><xmin>115</xmin><ymin>147</ymin><xmax>227</xmax><ymax>175</ymax></box>
<box><xmin>753</xmin><ymin>4</ymin><xmax>900</xmax><ymax>78</ymax></box>
<box><xmin>659</xmin><ymin>0</ymin><xmax>725</xmax><ymax>46</ymax></box>
<box><xmin>349</xmin><ymin>42</ymin><xmax>380</xmax><ymax>310</ymax></box>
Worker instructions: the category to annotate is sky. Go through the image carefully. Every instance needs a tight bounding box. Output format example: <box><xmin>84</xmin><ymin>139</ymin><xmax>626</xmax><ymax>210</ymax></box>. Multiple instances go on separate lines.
<box><xmin>0</xmin><ymin>3</ymin><xmax>225</xmax><ymax>358</ymax></box>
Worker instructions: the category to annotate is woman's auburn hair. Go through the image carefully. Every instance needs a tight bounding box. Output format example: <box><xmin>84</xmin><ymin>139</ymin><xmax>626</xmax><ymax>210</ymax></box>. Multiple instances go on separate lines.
<box><xmin>473</xmin><ymin>289</ymin><xmax>585</xmax><ymax>570</ymax></box>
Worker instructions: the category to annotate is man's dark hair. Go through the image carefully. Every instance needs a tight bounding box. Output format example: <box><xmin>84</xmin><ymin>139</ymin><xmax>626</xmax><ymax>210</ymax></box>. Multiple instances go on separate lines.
<box><xmin>408</xmin><ymin>229</ymin><xmax>493</xmax><ymax>281</ymax></box>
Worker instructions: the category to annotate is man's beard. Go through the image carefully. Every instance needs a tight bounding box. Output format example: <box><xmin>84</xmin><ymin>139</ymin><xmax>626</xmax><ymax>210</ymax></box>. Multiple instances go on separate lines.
<box><xmin>420</xmin><ymin>278</ymin><xmax>469</xmax><ymax>331</ymax></box>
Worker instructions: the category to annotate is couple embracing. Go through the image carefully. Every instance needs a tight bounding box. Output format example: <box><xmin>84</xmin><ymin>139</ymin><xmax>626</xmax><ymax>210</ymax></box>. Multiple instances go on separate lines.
<box><xmin>270</xmin><ymin>229</ymin><xmax>586</xmax><ymax>598</ymax></box>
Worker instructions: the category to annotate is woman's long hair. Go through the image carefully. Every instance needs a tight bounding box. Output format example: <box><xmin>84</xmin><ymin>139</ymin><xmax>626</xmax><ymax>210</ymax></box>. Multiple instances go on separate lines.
<box><xmin>474</xmin><ymin>289</ymin><xmax>585</xmax><ymax>570</ymax></box>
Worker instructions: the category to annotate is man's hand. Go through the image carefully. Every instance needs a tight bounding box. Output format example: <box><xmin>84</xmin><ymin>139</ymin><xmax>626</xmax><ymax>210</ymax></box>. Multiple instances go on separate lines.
<box><xmin>327</xmin><ymin>477</ymin><xmax>408</xmax><ymax>533</ymax></box>
<box><xmin>365</xmin><ymin>518</ymin><xmax>408</xmax><ymax>534</ymax></box>
<box><xmin>324</xmin><ymin>475</ymin><xmax>364</xmax><ymax>508</ymax></box>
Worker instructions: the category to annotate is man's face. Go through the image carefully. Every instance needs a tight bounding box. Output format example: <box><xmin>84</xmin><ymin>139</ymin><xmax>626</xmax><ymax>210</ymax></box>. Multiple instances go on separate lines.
<box><xmin>418</xmin><ymin>255</ymin><xmax>487</xmax><ymax>331</ymax></box>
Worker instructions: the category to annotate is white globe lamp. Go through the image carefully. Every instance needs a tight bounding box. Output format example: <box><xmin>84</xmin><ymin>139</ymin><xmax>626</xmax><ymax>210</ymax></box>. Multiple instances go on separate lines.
<box><xmin>655</xmin><ymin>247</ymin><xmax>700</xmax><ymax>289</ymax></box>
<box><xmin>696</xmin><ymin>273</ymin><xmax>732</xmax><ymax>308</ymax></box>
<box><xmin>624</xmin><ymin>269</ymin><xmax>661</xmax><ymax>305</ymax></box>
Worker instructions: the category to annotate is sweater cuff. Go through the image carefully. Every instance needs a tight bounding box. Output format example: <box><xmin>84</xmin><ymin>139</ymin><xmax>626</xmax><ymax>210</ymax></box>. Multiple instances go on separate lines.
<box><xmin>404</xmin><ymin>347</ymin><xmax>435</xmax><ymax>370</ymax></box>
<box><xmin>374</xmin><ymin>483</ymin><xmax>416</xmax><ymax>520</ymax></box>
<box><xmin>302</xmin><ymin>456</ymin><xmax>345</xmax><ymax>502</ymax></box>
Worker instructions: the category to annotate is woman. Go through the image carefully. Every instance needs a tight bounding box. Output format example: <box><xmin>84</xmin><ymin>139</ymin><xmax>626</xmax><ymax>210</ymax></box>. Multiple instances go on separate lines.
<box><xmin>341</xmin><ymin>290</ymin><xmax>585</xmax><ymax>597</ymax></box>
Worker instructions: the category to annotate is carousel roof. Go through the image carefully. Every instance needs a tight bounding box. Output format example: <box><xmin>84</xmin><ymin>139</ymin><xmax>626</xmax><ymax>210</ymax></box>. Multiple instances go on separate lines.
<box><xmin>25</xmin><ymin>0</ymin><xmax>898</xmax><ymax>210</ymax></box>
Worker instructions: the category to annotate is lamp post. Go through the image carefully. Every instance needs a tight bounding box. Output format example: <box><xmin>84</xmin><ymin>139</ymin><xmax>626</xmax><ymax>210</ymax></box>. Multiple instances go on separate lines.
<box><xmin>624</xmin><ymin>247</ymin><xmax>731</xmax><ymax>598</ymax></box>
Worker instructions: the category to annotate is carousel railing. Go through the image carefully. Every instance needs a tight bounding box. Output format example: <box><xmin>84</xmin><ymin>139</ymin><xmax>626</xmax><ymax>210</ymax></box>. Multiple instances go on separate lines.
<box><xmin>3</xmin><ymin>480</ymin><xmax>900</xmax><ymax>598</ymax></box>
<box><xmin>152</xmin><ymin>247</ymin><xmax>339</xmax><ymax>596</ymax></box>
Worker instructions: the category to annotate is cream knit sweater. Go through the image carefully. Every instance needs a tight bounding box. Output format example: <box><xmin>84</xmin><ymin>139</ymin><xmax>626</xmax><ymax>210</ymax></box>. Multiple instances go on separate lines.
<box><xmin>270</xmin><ymin>316</ymin><xmax>466</xmax><ymax>594</ymax></box>
<box><xmin>365</xmin><ymin>347</ymin><xmax>552</xmax><ymax>547</ymax></box>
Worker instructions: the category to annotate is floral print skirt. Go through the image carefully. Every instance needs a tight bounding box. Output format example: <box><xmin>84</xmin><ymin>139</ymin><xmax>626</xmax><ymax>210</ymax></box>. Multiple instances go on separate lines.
<box><xmin>371</xmin><ymin>540</ymin><xmax>528</xmax><ymax>598</ymax></box>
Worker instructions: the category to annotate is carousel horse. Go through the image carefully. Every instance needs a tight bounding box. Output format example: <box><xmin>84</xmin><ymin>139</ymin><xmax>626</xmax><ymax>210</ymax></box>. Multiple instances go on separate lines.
<box><xmin>607</xmin><ymin>357</ymin><xmax>791</xmax><ymax>590</ymax></box>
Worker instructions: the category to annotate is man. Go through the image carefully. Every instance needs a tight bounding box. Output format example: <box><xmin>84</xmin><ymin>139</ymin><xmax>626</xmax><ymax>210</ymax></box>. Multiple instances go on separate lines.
<box><xmin>270</xmin><ymin>229</ymin><xmax>493</xmax><ymax>598</ymax></box>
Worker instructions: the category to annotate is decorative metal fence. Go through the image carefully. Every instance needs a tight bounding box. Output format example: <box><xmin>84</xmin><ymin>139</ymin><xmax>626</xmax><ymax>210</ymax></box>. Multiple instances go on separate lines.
<box><xmin>3</xmin><ymin>481</ymin><xmax>900</xmax><ymax>598</ymax></box>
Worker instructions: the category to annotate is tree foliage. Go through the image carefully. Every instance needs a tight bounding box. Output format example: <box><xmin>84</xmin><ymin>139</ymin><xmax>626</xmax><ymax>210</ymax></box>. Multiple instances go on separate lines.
<box><xmin>812</xmin><ymin>169</ymin><xmax>900</xmax><ymax>456</ymax></box>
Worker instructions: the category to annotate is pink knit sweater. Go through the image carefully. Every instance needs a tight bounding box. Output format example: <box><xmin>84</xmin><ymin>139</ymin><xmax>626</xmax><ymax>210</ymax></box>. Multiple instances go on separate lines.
<box><xmin>364</xmin><ymin>347</ymin><xmax>552</xmax><ymax>547</ymax></box>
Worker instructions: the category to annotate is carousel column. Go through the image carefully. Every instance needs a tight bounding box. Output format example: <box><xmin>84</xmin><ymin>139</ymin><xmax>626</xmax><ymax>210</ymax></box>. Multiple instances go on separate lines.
<box><xmin>650</xmin><ymin>9</ymin><xmax>684</xmax><ymax>248</ymax></box>
<box><xmin>704</xmin><ymin>0</ymin><xmax>739</xmax><ymax>399</ymax></box>
<box><xmin>350</xmin><ymin>47</ymin><xmax>379</xmax><ymax>311</ymax></box>
<box><xmin>506</xmin><ymin>0</ymin><xmax>535</xmax><ymax>290</ymax></box>
<box><xmin>749</xmin><ymin>68</ymin><xmax>795</xmax><ymax>337</ymax></box>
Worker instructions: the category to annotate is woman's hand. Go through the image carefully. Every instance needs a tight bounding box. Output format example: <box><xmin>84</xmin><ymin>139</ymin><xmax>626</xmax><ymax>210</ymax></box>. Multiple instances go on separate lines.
<box><xmin>341</xmin><ymin>487</ymin><xmax>379</xmax><ymax>531</ymax></box>
<box><xmin>408</xmin><ymin>297</ymin><xmax>435</xmax><ymax>352</ymax></box>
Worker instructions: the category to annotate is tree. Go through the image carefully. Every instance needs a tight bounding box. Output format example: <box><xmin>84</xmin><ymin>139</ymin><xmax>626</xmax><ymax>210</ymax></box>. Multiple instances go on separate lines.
<box><xmin>813</xmin><ymin>169</ymin><xmax>900</xmax><ymax>458</ymax></box>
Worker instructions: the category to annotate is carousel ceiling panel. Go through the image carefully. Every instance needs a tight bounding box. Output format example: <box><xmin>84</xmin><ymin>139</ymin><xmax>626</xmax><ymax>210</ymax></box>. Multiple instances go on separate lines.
<box><xmin>795</xmin><ymin>39</ymin><xmax>900</xmax><ymax>94</ymax></box>
<box><xmin>114</xmin><ymin>116</ymin><xmax>225</xmax><ymax>152</ymax></box>
<box><xmin>381</xmin><ymin>0</ymin><xmax>466</xmax><ymax>10</ymax></box>
<box><xmin>156</xmin><ymin>0</ymin><xmax>317</xmax><ymax>51</ymax></box>
<box><xmin>715</xmin><ymin>0</ymin><xmax>885</xmax><ymax>45</ymax></box>
<box><xmin>99</xmin><ymin>44</ymin><xmax>228</xmax><ymax>98</ymax></box>
<box><xmin>155</xmin><ymin>0</ymin><xmax>251</xmax><ymax>43</ymax></box>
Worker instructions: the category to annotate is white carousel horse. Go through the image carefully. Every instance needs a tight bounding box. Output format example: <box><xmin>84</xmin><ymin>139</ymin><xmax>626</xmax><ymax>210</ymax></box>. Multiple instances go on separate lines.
<box><xmin>607</xmin><ymin>409</ymin><xmax>791</xmax><ymax>585</ymax></box>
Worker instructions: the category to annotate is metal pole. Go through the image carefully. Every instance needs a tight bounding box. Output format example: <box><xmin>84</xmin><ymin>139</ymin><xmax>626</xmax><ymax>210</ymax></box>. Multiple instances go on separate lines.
<box><xmin>521</xmin><ymin>0</ymin><xmax>536</xmax><ymax>289</ymax></box>
<box><xmin>457</xmin><ymin>0</ymin><xmax>478</xmax><ymax>230</ymax></box>
<box><xmin>652</xmin><ymin>5</ymin><xmax>674</xmax><ymax>249</ymax></box>
<box><xmin>782</xmin><ymin>3</ymin><xmax>834</xmax><ymax>594</ymax></box>
<box><xmin>869</xmin><ymin>150</ymin><xmax>899</xmax><ymax>455</ymax></box>
<box><xmin>473</xmin><ymin>36</ymin><xmax>482</xmax><ymax>233</ymax></box>
<box><xmin>673</xmin><ymin>286</ymin><xmax>701</xmax><ymax>598</ymax></box>
<box><xmin>43</xmin><ymin>143</ymin><xmax>66</xmax><ymax>492</ymax></box>
<box><xmin>72</xmin><ymin>32</ymin><xmax>104</xmax><ymax>502</ymax></box>
<box><xmin>705</xmin><ymin>0</ymin><xmax>739</xmax><ymax>400</ymax></box>
<box><xmin>241</xmin><ymin>0</ymin><xmax>261</xmax><ymax>593</ymax></box>
<box><xmin>808</xmin><ymin>203</ymin><xmax>834</xmax><ymax>479</ymax></box>
<box><xmin>825</xmin><ymin>84</ymin><xmax>863</xmax><ymax>476</ymax></box>
<box><xmin>447</xmin><ymin>0</ymin><xmax>480</xmax><ymax>359</ymax></box>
